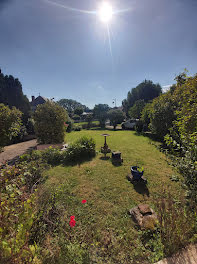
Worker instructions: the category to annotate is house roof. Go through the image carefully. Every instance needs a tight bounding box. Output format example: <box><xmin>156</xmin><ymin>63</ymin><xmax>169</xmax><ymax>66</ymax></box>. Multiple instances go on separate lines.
<box><xmin>31</xmin><ymin>96</ymin><xmax>50</xmax><ymax>106</ymax></box>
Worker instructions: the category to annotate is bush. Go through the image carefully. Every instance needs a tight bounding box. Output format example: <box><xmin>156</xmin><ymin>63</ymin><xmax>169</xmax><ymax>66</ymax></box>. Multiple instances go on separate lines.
<box><xmin>66</xmin><ymin>120</ymin><xmax>73</xmax><ymax>133</ymax></box>
<box><xmin>34</xmin><ymin>102</ymin><xmax>68</xmax><ymax>144</ymax></box>
<box><xmin>62</xmin><ymin>137</ymin><xmax>96</xmax><ymax>164</ymax></box>
<box><xmin>11</xmin><ymin>125</ymin><xmax>27</xmax><ymax>144</ymax></box>
<box><xmin>0</xmin><ymin>103</ymin><xmax>22</xmax><ymax>147</ymax></box>
<box><xmin>26</xmin><ymin>118</ymin><xmax>35</xmax><ymax>135</ymax></box>
<box><xmin>42</xmin><ymin>147</ymin><xmax>62</xmax><ymax>166</ymax></box>
<box><xmin>135</xmin><ymin>120</ymin><xmax>143</xmax><ymax>133</ymax></box>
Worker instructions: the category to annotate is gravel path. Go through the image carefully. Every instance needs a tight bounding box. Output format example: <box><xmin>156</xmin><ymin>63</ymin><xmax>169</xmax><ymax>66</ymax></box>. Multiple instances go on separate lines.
<box><xmin>155</xmin><ymin>244</ymin><xmax>197</xmax><ymax>264</ymax></box>
<box><xmin>0</xmin><ymin>139</ymin><xmax>37</xmax><ymax>165</ymax></box>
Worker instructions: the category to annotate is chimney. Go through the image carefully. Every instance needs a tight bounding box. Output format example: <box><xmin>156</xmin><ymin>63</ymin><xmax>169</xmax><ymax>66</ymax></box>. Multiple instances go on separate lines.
<box><xmin>32</xmin><ymin>96</ymin><xmax>35</xmax><ymax>102</ymax></box>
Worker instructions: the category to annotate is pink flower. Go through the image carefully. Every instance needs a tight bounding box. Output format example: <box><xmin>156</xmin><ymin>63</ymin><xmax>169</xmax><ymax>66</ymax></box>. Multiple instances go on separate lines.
<box><xmin>82</xmin><ymin>200</ymin><xmax>87</xmax><ymax>204</ymax></box>
<box><xmin>70</xmin><ymin>216</ymin><xmax>75</xmax><ymax>220</ymax></box>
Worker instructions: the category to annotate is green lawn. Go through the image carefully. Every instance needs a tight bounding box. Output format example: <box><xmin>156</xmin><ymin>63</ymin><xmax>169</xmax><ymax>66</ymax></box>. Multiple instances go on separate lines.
<box><xmin>40</xmin><ymin>130</ymin><xmax>183</xmax><ymax>263</ymax></box>
<box><xmin>73</xmin><ymin>120</ymin><xmax>100</xmax><ymax>127</ymax></box>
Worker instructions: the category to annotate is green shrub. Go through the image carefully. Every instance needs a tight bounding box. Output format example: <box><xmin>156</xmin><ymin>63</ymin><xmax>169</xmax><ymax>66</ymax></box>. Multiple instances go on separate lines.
<box><xmin>0</xmin><ymin>103</ymin><xmax>22</xmax><ymax>147</ymax></box>
<box><xmin>135</xmin><ymin>120</ymin><xmax>143</xmax><ymax>133</ymax></box>
<box><xmin>34</xmin><ymin>102</ymin><xmax>68</xmax><ymax>144</ymax></box>
<box><xmin>42</xmin><ymin>147</ymin><xmax>62</xmax><ymax>166</ymax></box>
<box><xmin>62</xmin><ymin>137</ymin><xmax>96</xmax><ymax>164</ymax></box>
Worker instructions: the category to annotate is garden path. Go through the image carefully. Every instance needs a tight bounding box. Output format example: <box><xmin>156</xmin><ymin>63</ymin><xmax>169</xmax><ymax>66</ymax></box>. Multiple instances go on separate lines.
<box><xmin>0</xmin><ymin>139</ymin><xmax>37</xmax><ymax>165</ymax></box>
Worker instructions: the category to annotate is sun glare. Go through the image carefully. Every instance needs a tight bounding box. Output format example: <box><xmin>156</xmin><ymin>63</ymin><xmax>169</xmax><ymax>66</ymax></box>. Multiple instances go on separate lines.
<box><xmin>99</xmin><ymin>2</ymin><xmax>113</xmax><ymax>23</ymax></box>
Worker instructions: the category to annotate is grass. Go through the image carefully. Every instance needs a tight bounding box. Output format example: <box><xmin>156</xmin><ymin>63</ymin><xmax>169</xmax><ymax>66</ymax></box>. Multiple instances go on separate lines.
<box><xmin>73</xmin><ymin>121</ymin><xmax>99</xmax><ymax>127</ymax></box>
<box><xmin>38</xmin><ymin>129</ymin><xmax>184</xmax><ymax>263</ymax></box>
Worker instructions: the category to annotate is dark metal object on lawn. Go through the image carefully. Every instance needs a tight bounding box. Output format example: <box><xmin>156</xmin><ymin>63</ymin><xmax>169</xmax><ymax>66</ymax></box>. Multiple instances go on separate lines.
<box><xmin>112</xmin><ymin>151</ymin><xmax>123</xmax><ymax>165</ymax></box>
<box><xmin>101</xmin><ymin>134</ymin><xmax>111</xmax><ymax>158</ymax></box>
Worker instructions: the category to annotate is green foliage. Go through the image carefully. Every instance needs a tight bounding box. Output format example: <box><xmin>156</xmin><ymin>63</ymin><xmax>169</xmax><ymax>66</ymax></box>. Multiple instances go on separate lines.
<box><xmin>122</xmin><ymin>80</ymin><xmax>162</xmax><ymax>114</ymax></box>
<box><xmin>128</xmin><ymin>99</ymin><xmax>145</xmax><ymax>119</ymax></box>
<box><xmin>0</xmin><ymin>69</ymin><xmax>31</xmax><ymax>119</ymax></box>
<box><xmin>140</xmin><ymin>103</ymin><xmax>152</xmax><ymax>131</ymax></box>
<box><xmin>148</xmin><ymin>93</ymin><xmax>176</xmax><ymax>140</ymax></box>
<box><xmin>139</xmin><ymin>229</ymin><xmax>164</xmax><ymax>263</ymax></box>
<box><xmin>34</xmin><ymin>102</ymin><xmax>68</xmax><ymax>144</ymax></box>
<box><xmin>62</xmin><ymin>136</ymin><xmax>96</xmax><ymax>164</ymax></box>
<box><xmin>164</xmin><ymin>73</ymin><xmax>197</xmax><ymax>201</ymax></box>
<box><xmin>74</xmin><ymin>107</ymin><xmax>83</xmax><ymax>116</ymax></box>
<box><xmin>93</xmin><ymin>104</ymin><xmax>110</xmax><ymax>128</ymax></box>
<box><xmin>107</xmin><ymin>109</ymin><xmax>125</xmax><ymax>129</ymax></box>
<box><xmin>0</xmin><ymin>164</ymin><xmax>41</xmax><ymax>264</ymax></box>
<box><xmin>57</xmin><ymin>99</ymin><xmax>88</xmax><ymax>116</ymax></box>
<box><xmin>72</xmin><ymin>114</ymin><xmax>80</xmax><ymax>121</ymax></box>
<box><xmin>0</xmin><ymin>103</ymin><xmax>22</xmax><ymax>147</ymax></box>
<box><xmin>26</xmin><ymin>118</ymin><xmax>35</xmax><ymax>135</ymax></box>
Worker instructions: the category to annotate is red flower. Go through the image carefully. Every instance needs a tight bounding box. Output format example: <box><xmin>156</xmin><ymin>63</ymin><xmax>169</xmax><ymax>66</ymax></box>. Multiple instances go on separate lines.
<box><xmin>70</xmin><ymin>216</ymin><xmax>75</xmax><ymax>220</ymax></box>
<box><xmin>82</xmin><ymin>200</ymin><xmax>87</xmax><ymax>204</ymax></box>
<box><xmin>69</xmin><ymin>219</ymin><xmax>76</xmax><ymax>227</ymax></box>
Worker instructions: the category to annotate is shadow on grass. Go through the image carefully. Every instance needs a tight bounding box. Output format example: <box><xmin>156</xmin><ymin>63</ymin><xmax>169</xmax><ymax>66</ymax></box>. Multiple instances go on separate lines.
<box><xmin>99</xmin><ymin>156</ymin><xmax>110</xmax><ymax>161</ymax></box>
<box><xmin>133</xmin><ymin>183</ymin><xmax>150</xmax><ymax>197</ymax></box>
<box><xmin>127</xmin><ymin>175</ymin><xmax>150</xmax><ymax>197</ymax></box>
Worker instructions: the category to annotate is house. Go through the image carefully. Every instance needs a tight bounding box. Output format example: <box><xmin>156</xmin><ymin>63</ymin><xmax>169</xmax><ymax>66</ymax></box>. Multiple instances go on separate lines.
<box><xmin>31</xmin><ymin>95</ymin><xmax>52</xmax><ymax>112</ymax></box>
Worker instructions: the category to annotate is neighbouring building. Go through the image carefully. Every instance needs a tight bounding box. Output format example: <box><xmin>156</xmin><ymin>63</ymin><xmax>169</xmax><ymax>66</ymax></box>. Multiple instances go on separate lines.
<box><xmin>31</xmin><ymin>95</ymin><xmax>51</xmax><ymax>112</ymax></box>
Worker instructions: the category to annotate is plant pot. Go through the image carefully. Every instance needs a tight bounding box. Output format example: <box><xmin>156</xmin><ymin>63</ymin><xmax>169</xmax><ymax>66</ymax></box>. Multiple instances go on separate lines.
<box><xmin>131</xmin><ymin>166</ymin><xmax>144</xmax><ymax>180</ymax></box>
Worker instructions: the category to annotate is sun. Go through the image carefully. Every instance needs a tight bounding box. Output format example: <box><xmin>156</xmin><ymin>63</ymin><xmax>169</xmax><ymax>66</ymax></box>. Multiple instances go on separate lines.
<box><xmin>99</xmin><ymin>2</ymin><xmax>113</xmax><ymax>23</ymax></box>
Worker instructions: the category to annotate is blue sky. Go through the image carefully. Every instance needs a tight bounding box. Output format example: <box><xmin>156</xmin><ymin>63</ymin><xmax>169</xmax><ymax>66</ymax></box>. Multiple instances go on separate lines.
<box><xmin>0</xmin><ymin>0</ymin><xmax>197</xmax><ymax>108</ymax></box>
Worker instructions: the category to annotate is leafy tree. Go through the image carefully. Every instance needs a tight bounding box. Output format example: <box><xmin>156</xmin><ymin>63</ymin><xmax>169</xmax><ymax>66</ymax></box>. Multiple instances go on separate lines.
<box><xmin>34</xmin><ymin>102</ymin><xmax>68</xmax><ymax>144</ymax></box>
<box><xmin>74</xmin><ymin>107</ymin><xmax>83</xmax><ymax>116</ymax></box>
<box><xmin>85</xmin><ymin>113</ymin><xmax>93</xmax><ymax>129</ymax></box>
<box><xmin>164</xmin><ymin>72</ymin><xmax>197</xmax><ymax>201</ymax></box>
<box><xmin>57</xmin><ymin>99</ymin><xmax>88</xmax><ymax>115</ymax></box>
<box><xmin>128</xmin><ymin>99</ymin><xmax>145</xmax><ymax>119</ymax></box>
<box><xmin>93</xmin><ymin>104</ymin><xmax>110</xmax><ymax>128</ymax></box>
<box><xmin>107</xmin><ymin>109</ymin><xmax>125</xmax><ymax>129</ymax></box>
<box><xmin>0</xmin><ymin>103</ymin><xmax>22</xmax><ymax>147</ymax></box>
<box><xmin>149</xmin><ymin>93</ymin><xmax>176</xmax><ymax>140</ymax></box>
<box><xmin>122</xmin><ymin>80</ymin><xmax>162</xmax><ymax>114</ymax></box>
<box><xmin>0</xmin><ymin>69</ymin><xmax>30</xmax><ymax>120</ymax></box>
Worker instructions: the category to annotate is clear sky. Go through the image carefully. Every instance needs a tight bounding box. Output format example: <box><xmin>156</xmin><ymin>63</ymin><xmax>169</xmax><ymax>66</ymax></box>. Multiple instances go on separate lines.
<box><xmin>0</xmin><ymin>0</ymin><xmax>197</xmax><ymax>108</ymax></box>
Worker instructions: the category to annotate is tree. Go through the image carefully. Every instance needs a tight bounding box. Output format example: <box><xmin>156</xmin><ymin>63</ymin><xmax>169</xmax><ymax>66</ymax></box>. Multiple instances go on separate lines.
<box><xmin>0</xmin><ymin>103</ymin><xmax>22</xmax><ymax>147</ymax></box>
<box><xmin>128</xmin><ymin>99</ymin><xmax>145</xmax><ymax>119</ymax></box>
<box><xmin>107</xmin><ymin>109</ymin><xmax>125</xmax><ymax>129</ymax></box>
<box><xmin>0</xmin><ymin>69</ymin><xmax>31</xmax><ymax>120</ymax></box>
<box><xmin>122</xmin><ymin>80</ymin><xmax>162</xmax><ymax>115</ymax></box>
<box><xmin>149</xmin><ymin>93</ymin><xmax>176</xmax><ymax>140</ymax></box>
<box><xmin>74</xmin><ymin>107</ymin><xmax>83</xmax><ymax>116</ymax></box>
<box><xmin>85</xmin><ymin>113</ymin><xmax>93</xmax><ymax>129</ymax></box>
<box><xmin>57</xmin><ymin>99</ymin><xmax>88</xmax><ymax>115</ymax></box>
<box><xmin>93</xmin><ymin>104</ymin><xmax>110</xmax><ymax>128</ymax></box>
<box><xmin>34</xmin><ymin>102</ymin><xmax>68</xmax><ymax>144</ymax></box>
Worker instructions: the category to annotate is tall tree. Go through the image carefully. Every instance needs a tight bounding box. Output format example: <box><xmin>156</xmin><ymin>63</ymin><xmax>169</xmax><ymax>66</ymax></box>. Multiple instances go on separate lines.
<box><xmin>57</xmin><ymin>99</ymin><xmax>88</xmax><ymax>115</ymax></box>
<box><xmin>108</xmin><ymin>109</ymin><xmax>125</xmax><ymax>129</ymax></box>
<box><xmin>93</xmin><ymin>104</ymin><xmax>110</xmax><ymax>128</ymax></box>
<box><xmin>0</xmin><ymin>69</ymin><xmax>30</xmax><ymax>120</ymax></box>
<box><xmin>122</xmin><ymin>80</ymin><xmax>162</xmax><ymax>114</ymax></box>
<box><xmin>128</xmin><ymin>99</ymin><xmax>145</xmax><ymax>119</ymax></box>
